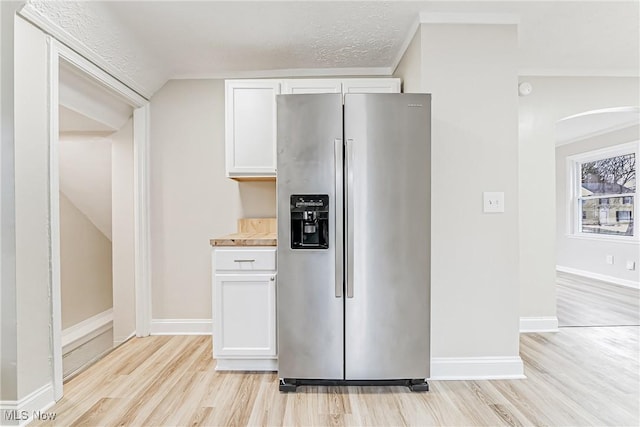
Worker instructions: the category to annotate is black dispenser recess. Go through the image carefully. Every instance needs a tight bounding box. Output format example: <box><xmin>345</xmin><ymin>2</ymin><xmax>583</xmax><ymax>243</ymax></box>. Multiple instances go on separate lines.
<box><xmin>290</xmin><ymin>195</ymin><xmax>329</xmax><ymax>249</ymax></box>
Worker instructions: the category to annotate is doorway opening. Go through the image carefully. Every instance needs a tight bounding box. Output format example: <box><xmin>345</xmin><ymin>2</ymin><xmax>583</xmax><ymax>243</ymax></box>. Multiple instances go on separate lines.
<box><xmin>49</xmin><ymin>41</ymin><xmax>151</xmax><ymax>400</ymax></box>
<box><xmin>58</xmin><ymin>57</ymin><xmax>135</xmax><ymax>379</ymax></box>
<box><xmin>554</xmin><ymin>106</ymin><xmax>640</xmax><ymax>328</ymax></box>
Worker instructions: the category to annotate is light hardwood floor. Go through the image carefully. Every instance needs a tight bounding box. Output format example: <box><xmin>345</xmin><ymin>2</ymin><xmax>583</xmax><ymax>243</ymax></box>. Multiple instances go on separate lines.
<box><xmin>557</xmin><ymin>271</ymin><xmax>639</xmax><ymax>327</ymax></box>
<box><xmin>32</xmin><ymin>274</ymin><xmax>640</xmax><ymax>426</ymax></box>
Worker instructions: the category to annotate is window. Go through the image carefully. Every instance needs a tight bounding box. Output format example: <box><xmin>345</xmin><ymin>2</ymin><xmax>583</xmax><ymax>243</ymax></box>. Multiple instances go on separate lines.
<box><xmin>570</xmin><ymin>142</ymin><xmax>638</xmax><ymax>239</ymax></box>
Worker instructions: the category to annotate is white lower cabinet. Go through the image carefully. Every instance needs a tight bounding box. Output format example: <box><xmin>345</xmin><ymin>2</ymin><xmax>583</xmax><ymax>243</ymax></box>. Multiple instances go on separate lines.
<box><xmin>212</xmin><ymin>247</ymin><xmax>277</xmax><ymax>371</ymax></box>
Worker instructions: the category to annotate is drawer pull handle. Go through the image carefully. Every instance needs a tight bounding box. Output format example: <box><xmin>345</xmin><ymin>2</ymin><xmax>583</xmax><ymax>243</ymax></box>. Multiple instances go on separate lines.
<box><xmin>234</xmin><ymin>259</ymin><xmax>255</xmax><ymax>263</ymax></box>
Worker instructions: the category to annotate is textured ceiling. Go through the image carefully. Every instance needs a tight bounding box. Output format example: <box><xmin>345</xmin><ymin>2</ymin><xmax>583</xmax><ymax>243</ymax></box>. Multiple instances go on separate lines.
<box><xmin>28</xmin><ymin>0</ymin><xmax>167</xmax><ymax>96</ymax></box>
<box><xmin>104</xmin><ymin>1</ymin><xmax>417</xmax><ymax>77</ymax></box>
<box><xmin>24</xmin><ymin>1</ymin><xmax>640</xmax><ymax>97</ymax></box>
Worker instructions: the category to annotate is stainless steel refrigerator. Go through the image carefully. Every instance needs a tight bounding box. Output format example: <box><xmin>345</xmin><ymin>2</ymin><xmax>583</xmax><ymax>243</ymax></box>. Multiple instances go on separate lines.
<box><xmin>276</xmin><ymin>93</ymin><xmax>430</xmax><ymax>392</ymax></box>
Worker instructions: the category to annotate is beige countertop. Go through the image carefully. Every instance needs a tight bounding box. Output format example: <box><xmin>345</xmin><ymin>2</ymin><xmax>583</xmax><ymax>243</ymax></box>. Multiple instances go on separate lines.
<box><xmin>210</xmin><ymin>218</ymin><xmax>277</xmax><ymax>247</ymax></box>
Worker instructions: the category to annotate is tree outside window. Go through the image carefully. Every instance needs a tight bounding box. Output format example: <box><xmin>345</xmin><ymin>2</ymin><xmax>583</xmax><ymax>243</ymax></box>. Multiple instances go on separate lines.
<box><xmin>578</xmin><ymin>152</ymin><xmax>635</xmax><ymax>236</ymax></box>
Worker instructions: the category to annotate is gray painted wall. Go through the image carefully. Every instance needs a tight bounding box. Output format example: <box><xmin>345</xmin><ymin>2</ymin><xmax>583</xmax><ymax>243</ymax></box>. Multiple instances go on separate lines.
<box><xmin>397</xmin><ymin>22</ymin><xmax>521</xmax><ymax>362</ymax></box>
<box><xmin>421</xmin><ymin>23</ymin><xmax>521</xmax><ymax>359</ymax></box>
<box><xmin>60</xmin><ymin>192</ymin><xmax>113</xmax><ymax>329</ymax></box>
<box><xmin>149</xmin><ymin>79</ymin><xmax>276</xmax><ymax>320</ymax></box>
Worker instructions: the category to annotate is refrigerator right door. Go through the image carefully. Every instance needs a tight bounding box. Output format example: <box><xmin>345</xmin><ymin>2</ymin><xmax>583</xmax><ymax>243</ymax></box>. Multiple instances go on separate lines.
<box><xmin>344</xmin><ymin>93</ymin><xmax>431</xmax><ymax>380</ymax></box>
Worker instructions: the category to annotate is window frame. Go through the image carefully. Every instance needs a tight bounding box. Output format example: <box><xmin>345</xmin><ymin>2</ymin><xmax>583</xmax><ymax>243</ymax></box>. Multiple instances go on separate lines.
<box><xmin>567</xmin><ymin>141</ymin><xmax>639</xmax><ymax>242</ymax></box>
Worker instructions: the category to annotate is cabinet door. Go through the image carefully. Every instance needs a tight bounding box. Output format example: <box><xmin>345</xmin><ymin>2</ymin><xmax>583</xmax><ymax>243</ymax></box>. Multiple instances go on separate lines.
<box><xmin>213</xmin><ymin>273</ymin><xmax>276</xmax><ymax>357</ymax></box>
<box><xmin>342</xmin><ymin>78</ymin><xmax>401</xmax><ymax>94</ymax></box>
<box><xmin>225</xmin><ymin>80</ymin><xmax>280</xmax><ymax>178</ymax></box>
<box><xmin>282</xmin><ymin>79</ymin><xmax>342</xmax><ymax>94</ymax></box>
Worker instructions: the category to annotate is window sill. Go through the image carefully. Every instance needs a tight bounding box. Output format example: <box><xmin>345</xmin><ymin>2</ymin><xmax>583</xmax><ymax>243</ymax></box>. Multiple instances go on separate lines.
<box><xmin>566</xmin><ymin>233</ymin><xmax>639</xmax><ymax>245</ymax></box>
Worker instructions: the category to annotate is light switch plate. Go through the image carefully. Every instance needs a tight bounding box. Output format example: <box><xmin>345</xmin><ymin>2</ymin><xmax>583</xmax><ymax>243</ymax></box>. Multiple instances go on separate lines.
<box><xmin>483</xmin><ymin>192</ymin><xmax>504</xmax><ymax>213</ymax></box>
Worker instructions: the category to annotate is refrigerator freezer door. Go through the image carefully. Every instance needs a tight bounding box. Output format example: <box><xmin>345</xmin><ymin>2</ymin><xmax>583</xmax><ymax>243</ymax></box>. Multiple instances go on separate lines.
<box><xmin>277</xmin><ymin>94</ymin><xmax>345</xmax><ymax>380</ymax></box>
<box><xmin>344</xmin><ymin>93</ymin><xmax>431</xmax><ymax>380</ymax></box>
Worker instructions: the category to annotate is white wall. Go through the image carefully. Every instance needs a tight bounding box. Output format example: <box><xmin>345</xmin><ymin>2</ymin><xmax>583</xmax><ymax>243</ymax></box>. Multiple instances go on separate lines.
<box><xmin>111</xmin><ymin>118</ymin><xmax>136</xmax><ymax>344</ymax></box>
<box><xmin>59</xmin><ymin>192</ymin><xmax>113</xmax><ymax>329</ymax></box>
<box><xmin>0</xmin><ymin>0</ymin><xmax>20</xmax><ymax>403</ymax></box>
<box><xmin>13</xmin><ymin>15</ymin><xmax>53</xmax><ymax>401</ymax></box>
<box><xmin>556</xmin><ymin>125</ymin><xmax>640</xmax><ymax>285</ymax></box>
<box><xmin>396</xmin><ymin>22</ymin><xmax>522</xmax><ymax>373</ymax></box>
<box><xmin>420</xmin><ymin>23</ymin><xmax>521</xmax><ymax>363</ymax></box>
<box><xmin>393</xmin><ymin>27</ymin><xmax>422</xmax><ymax>93</ymax></box>
<box><xmin>518</xmin><ymin>76</ymin><xmax>640</xmax><ymax>319</ymax></box>
<box><xmin>58</xmin><ymin>134</ymin><xmax>113</xmax><ymax>239</ymax></box>
<box><xmin>150</xmin><ymin>79</ymin><xmax>276</xmax><ymax>320</ymax></box>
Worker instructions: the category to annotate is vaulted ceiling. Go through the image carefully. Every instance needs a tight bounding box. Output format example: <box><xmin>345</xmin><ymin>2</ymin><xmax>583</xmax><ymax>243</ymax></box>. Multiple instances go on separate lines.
<box><xmin>22</xmin><ymin>1</ymin><xmax>639</xmax><ymax>99</ymax></box>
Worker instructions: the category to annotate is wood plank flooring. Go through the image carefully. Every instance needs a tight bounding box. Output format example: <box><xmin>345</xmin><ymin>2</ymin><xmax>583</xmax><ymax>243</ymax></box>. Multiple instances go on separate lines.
<box><xmin>30</xmin><ymin>272</ymin><xmax>640</xmax><ymax>426</ymax></box>
<box><xmin>557</xmin><ymin>271</ymin><xmax>639</xmax><ymax>327</ymax></box>
<box><xmin>32</xmin><ymin>325</ymin><xmax>639</xmax><ymax>426</ymax></box>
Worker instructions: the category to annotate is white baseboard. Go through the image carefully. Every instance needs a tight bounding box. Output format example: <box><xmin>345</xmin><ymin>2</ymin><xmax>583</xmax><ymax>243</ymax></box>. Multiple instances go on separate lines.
<box><xmin>557</xmin><ymin>265</ymin><xmax>640</xmax><ymax>289</ymax></box>
<box><xmin>0</xmin><ymin>384</ymin><xmax>55</xmax><ymax>426</ymax></box>
<box><xmin>150</xmin><ymin>319</ymin><xmax>212</xmax><ymax>335</ymax></box>
<box><xmin>215</xmin><ymin>358</ymin><xmax>278</xmax><ymax>371</ymax></box>
<box><xmin>519</xmin><ymin>316</ymin><xmax>559</xmax><ymax>333</ymax></box>
<box><xmin>62</xmin><ymin>309</ymin><xmax>113</xmax><ymax>354</ymax></box>
<box><xmin>430</xmin><ymin>356</ymin><xmax>525</xmax><ymax>380</ymax></box>
<box><xmin>63</xmin><ymin>328</ymin><xmax>113</xmax><ymax>379</ymax></box>
<box><xmin>114</xmin><ymin>331</ymin><xmax>136</xmax><ymax>347</ymax></box>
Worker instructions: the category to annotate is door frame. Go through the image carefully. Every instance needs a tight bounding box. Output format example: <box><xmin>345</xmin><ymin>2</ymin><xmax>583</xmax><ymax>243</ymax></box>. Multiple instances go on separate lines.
<box><xmin>47</xmin><ymin>39</ymin><xmax>151</xmax><ymax>400</ymax></box>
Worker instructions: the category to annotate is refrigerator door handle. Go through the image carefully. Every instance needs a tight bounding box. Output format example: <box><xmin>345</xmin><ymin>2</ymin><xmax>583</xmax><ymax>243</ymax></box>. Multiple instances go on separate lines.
<box><xmin>334</xmin><ymin>138</ymin><xmax>344</xmax><ymax>298</ymax></box>
<box><xmin>346</xmin><ymin>138</ymin><xmax>354</xmax><ymax>298</ymax></box>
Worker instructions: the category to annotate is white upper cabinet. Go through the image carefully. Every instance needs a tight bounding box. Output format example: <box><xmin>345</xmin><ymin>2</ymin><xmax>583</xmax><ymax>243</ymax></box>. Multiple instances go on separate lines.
<box><xmin>282</xmin><ymin>79</ymin><xmax>342</xmax><ymax>94</ymax></box>
<box><xmin>224</xmin><ymin>78</ymin><xmax>400</xmax><ymax>179</ymax></box>
<box><xmin>342</xmin><ymin>78</ymin><xmax>401</xmax><ymax>94</ymax></box>
<box><xmin>225</xmin><ymin>80</ymin><xmax>280</xmax><ymax>179</ymax></box>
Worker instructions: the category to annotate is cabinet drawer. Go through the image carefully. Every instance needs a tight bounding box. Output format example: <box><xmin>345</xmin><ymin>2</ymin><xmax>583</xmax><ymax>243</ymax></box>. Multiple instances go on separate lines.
<box><xmin>214</xmin><ymin>248</ymin><xmax>276</xmax><ymax>271</ymax></box>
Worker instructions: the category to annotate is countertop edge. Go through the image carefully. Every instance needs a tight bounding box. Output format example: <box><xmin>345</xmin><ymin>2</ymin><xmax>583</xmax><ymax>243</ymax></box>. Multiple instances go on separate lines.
<box><xmin>210</xmin><ymin>233</ymin><xmax>277</xmax><ymax>247</ymax></box>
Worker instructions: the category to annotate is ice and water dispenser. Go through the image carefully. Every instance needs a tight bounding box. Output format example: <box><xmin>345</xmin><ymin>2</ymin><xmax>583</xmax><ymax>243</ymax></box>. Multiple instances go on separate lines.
<box><xmin>290</xmin><ymin>195</ymin><xmax>329</xmax><ymax>249</ymax></box>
